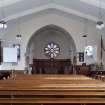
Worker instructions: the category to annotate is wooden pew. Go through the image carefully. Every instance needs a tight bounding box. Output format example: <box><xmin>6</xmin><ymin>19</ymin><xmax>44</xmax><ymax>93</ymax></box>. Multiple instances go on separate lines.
<box><xmin>0</xmin><ymin>75</ymin><xmax>105</xmax><ymax>104</ymax></box>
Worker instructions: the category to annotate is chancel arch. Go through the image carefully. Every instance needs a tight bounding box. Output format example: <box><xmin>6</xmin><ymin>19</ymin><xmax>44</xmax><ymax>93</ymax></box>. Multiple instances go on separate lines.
<box><xmin>26</xmin><ymin>24</ymin><xmax>76</xmax><ymax>74</ymax></box>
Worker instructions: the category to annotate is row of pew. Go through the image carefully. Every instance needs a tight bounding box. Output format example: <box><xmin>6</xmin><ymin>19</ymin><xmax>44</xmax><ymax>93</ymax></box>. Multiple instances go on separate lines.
<box><xmin>0</xmin><ymin>74</ymin><xmax>104</xmax><ymax>104</ymax></box>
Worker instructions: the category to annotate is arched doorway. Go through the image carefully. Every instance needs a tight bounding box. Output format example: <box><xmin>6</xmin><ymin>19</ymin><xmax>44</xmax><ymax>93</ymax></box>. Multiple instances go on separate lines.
<box><xmin>26</xmin><ymin>25</ymin><xmax>76</xmax><ymax>74</ymax></box>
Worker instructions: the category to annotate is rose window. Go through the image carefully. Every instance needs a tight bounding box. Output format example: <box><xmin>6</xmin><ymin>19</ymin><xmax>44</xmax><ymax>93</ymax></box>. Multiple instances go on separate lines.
<box><xmin>44</xmin><ymin>42</ymin><xmax>60</xmax><ymax>58</ymax></box>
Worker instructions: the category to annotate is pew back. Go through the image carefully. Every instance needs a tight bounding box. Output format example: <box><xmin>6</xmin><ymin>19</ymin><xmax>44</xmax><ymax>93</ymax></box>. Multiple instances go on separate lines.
<box><xmin>0</xmin><ymin>75</ymin><xmax>105</xmax><ymax>104</ymax></box>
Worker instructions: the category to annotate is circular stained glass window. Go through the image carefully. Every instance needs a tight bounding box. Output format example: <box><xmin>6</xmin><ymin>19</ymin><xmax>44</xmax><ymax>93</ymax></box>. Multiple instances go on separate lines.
<box><xmin>44</xmin><ymin>42</ymin><xmax>60</xmax><ymax>59</ymax></box>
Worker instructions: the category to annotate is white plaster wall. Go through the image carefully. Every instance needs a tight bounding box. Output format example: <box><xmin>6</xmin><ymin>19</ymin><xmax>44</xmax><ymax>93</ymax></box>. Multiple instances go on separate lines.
<box><xmin>0</xmin><ymin>13</ymin><xmax>101</xmax><ymax>70</ymax></box>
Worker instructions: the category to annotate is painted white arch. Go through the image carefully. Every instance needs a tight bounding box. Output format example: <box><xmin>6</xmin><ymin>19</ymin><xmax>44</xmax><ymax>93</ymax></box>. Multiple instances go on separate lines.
<box><xmin>25</xmin><ymin>24</ymin><xmax>76</xmax><ymax>65</ymax></box>
<box><xmin>23</xmin><ymin>22</ymin><xmax>78</xmax><ymax>56</ymax></box>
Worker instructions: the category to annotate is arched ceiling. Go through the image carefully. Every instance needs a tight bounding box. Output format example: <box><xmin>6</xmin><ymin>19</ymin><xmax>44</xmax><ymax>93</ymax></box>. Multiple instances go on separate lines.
<box><xmin>0</xmin><ymin>0</ymin><xmax>105</xmax><ymax>22</ymax></box>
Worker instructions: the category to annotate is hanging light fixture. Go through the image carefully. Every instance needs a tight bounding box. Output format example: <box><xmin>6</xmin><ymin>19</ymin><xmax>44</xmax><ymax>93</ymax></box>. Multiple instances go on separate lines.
<box><xmin>96</xmin><ymin>0</ymin><xmax>104</xmax><ymax>29</ymax></box>
<box><xmin>16</xmin><ymin>34</ymin><xmax>22</xmax><ymax>40</ymax></box>
<box><xmin>0</xmin><ymin>20</ymin><xmax>7</xmax><ymax>29</ymax></box>
<box><xmin>0</xmin><ymin>0</ymin><xmax>7</xmax><ymax>29</ymax></box>
<box><xmin>96</xmin><ymin>21</ymin><xmax>104</xmax><ymax>29</ymax></box>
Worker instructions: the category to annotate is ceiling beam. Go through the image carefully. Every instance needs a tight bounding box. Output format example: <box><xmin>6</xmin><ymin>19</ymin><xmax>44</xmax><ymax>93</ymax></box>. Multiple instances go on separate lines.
<box><xmin>4</xmin><ymin>4</ymin><xmax>98</xmax><ymax>22</ymax></box>
<box><xmin>0</xmin><ymin>0</ymin><xmax>23</xmax><ymax>7</ymax></box>
<box><xmin>80</xmin><ymin>0</ymin><xmax>105</xmax><ymax>9</ymax></box>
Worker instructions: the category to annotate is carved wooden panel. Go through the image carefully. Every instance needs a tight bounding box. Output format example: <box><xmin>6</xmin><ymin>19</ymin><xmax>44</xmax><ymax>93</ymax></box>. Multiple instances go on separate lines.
<box><xmin>32</xmin><ymin>59</ymin><xmax>72</xmax><ymax>74</ymax></box>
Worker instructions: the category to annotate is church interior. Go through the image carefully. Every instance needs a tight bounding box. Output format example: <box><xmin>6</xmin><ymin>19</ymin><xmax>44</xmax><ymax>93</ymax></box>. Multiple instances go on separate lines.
<box><xmin>0</xmin><ymin>0</ymin><xmax>105</xmax><ymax>105</ymax></box>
